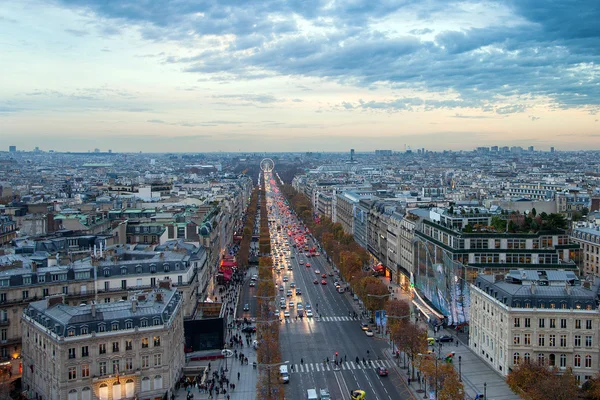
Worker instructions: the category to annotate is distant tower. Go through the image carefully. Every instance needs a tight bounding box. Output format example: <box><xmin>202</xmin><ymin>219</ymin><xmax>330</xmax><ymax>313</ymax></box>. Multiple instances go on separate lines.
<box><xmin>550</xmin><ymin>147</ymin><xmax>555</xmax><ymax>153</ymax></box>
<box><xmin>350</xmin><ymin>149</ymin><xmax>355</xmax><ymax>162</ymax></box>
<box><xmin>9</xmin><ymin>146</ymin><xmax>16</xmax><ymax>152</ymax></box>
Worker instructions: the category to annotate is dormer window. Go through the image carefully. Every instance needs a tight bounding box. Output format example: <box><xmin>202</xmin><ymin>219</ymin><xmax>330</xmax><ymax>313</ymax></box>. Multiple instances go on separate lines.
<box><xmin>136</xmin><ymin>265</ymin><xmax>142</xmax><ymax>274</ymax></box>
<box><xmin>163</xmin><ymin>264</ymin><xmax>170</xmax><ymax>272</ymax></box>
<box><xmin>98</xmin><ymin>323</ymin><xmax>106</xmax><ymax>332</ymax></box>
<box><xmin>103</xmin><ymin>268</ymin><xmax>110</xmax><ymax>277</ymax></box>
<box><xmin>153</xmin><ymin>317</ymin><xmax>160</xmax><ymax>326</ymax></box>
<box><xmin>125</xmin><ymin>320</ymin><xmax>133</xmax><ymax>329</ymax></box>
<box><xmin>121</xmin><ymin>267</ymin><xmax>127</xmax><ymax>275</ymax></box>
<box><xmin>67</xmin><ymin>327</ymin><xmax>75</xmax><ymax>337</ymax></box>
<box><xmin>81</xmin><ymin>326</ymin><xmax>88</xmax><ymax>335</ymax></box>
<box><xmin>175</xmin><ymin>263</ymin><xmax>180</xmax><ymax>270</ymax></box>
<box><xmin>111</xmin><ymin>322</ymin><xmax>119</xmax><ymax>331</ymax></box>
<box><xmin>140</xmin><ymin>319</ymin><xmax>148</xmax><ymax>327</ymax></box>
<box><xmin>150</xmin><ymin>265</ymin><xmax>156</xmax><ymax>274</ymax></box>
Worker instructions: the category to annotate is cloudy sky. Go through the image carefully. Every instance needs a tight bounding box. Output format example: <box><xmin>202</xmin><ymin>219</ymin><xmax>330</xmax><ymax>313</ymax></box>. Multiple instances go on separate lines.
<box><xmin>1</xmin><ymin>0</ymin><xmax>599</xmax><ymax>153</ymax></box>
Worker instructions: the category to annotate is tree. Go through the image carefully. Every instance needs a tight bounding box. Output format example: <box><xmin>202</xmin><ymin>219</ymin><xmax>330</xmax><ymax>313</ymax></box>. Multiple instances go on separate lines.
<box><xmin>507</xmin><ymin>362</ymin><xmax>579</xmax><ymax>400</ymax></box>
<box><xmin>385</xmin><ymin>299</ymin><xmax>411</xmax><ymax>332</ymax></box>
<box><xmin>531</xmin><ymin>207</ymin><xmax>537</xmax><ymax>217</ymax></box>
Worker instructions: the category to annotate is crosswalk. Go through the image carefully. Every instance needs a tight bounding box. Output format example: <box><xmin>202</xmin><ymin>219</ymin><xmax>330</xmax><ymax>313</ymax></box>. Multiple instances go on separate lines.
<box><xmin>289</xmin><ymin>359</ymin><xmax>394</xmax><ymax>374</ymax></box>
<box><xmin>282</xmin><ymin>316</ymin><xmax>356</xmax><ymax>323</ymax></box>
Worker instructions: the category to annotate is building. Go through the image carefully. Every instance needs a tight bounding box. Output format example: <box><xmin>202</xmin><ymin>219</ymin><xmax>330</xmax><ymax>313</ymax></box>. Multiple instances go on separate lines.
<box><xmin>9</xmin><ymin>146</ymin><xmax>16</xmax><ymax>153</ymax></box>
<box><xmin>22</xmin><ymin>285</ymin><xmax>185</xmax><ymax>400</ymax></box>
<box><xmin>470</xmin><ymin>271</ymin><xmax>600</xmax><ymax>384</ymax></box>
<box><xmin>571</xmin><ymin>225</ymin><xmax>600</xmax><ymax>277</ymax></box>
<box><xmin>0</xmin><ymin>215</ymin><xmax>17</xmax><ymax>245</ymax></box>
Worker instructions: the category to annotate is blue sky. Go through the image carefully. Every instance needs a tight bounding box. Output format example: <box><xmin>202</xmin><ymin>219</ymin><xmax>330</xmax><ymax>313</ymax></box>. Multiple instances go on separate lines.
<box><xmin>1</xmin><ymin>0</ymin><xmax>599</xmax><ymax>152</ymax></box>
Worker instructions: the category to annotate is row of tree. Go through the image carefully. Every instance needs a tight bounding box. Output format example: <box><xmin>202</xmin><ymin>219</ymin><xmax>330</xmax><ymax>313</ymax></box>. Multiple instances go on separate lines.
<box><xmin>255</xmin><ymin>187</ymin><xmax>284</xmax><ymax>400</ymax></box>
<box><xmin>507</xmin><ymin>361</ymin><xmax>600</xmax><ymax>400</ymax></box>
<box><xmin>237</xmin><ymin>188</ymin><xmax>259</xmax><ymax>269</ymax></box>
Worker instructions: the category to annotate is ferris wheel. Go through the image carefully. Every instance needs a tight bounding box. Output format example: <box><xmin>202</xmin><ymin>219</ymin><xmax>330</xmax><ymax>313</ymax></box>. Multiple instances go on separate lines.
<box><xmin>260</xmin><ymin>158</ymin><xmax>275</xmax><ymax>172</ymax></box>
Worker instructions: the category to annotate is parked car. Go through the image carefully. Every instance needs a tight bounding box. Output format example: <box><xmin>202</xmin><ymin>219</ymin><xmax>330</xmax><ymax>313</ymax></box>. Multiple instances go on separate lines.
<box><xmin>436</xmin><ymin>335</ymin><xmax>454</xmax><ymax>343</ymax></box>
<box><xmin>365</xmin><ymin>329</ymin><xmax>374</xmax><ymax>337</ymax></box>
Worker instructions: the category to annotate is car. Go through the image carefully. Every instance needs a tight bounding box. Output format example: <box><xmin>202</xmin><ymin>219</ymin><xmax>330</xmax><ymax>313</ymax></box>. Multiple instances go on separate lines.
<box><xmin>314</xmin><ymin>269</ymin><xmax>320</xmax><ymax>274</ymax></box>
<box><xmin>295</xmin><ymin>289</ymin><xmax>302</xmax><ymax>295</ymax></box>
<box><xmin>289</xmin><ymin>301</ymin><xmax>294</xmax><ymax>308</ymax></box>
<box><xmin>249</xmin><ymin>281</ymin><xmax>255</xmax><ymax>287</ymax></box>
<box><xmin>436</xmin><ymin>335</ymin><xmax>454</xmax><ymax>343</ymax></box>
<box><xmin>377</xmin><ymin>367</ymin><xmax>388</xmax><ymax>376</ymax></box>
<box><xmin>297</xmin><ymin>303</ymin><xmax>303</xmax><ymax>309</ymax></box>
<box><xmin>280</xmin><ymin>302</ymin><xmax>287</xmax><ymax>309</ymax></box>
<box><xmin>306</xmin><ymin>263</ymin><xmax>311</xmax><ymax>267</ymax></box>
<box><xmin>306</xmin><ymin>310</ymin><xmax>313</xmax><ymax>318</ymax></box>
<box><xmin>305</xmin><ymin>303</ymin><xmax>311</xmax><ymax>309</ymax></box>
<box><xmin>350</xmin><ymin>389</ymin><xmax>366</xmax><ymax>400</ymax></box>
<box><xmin>365</xmin><ymin>329</ymin><xmax>374</xmax><ymax>337</ymax></box>
<box><xmin>290</xmin><ymin>282</ymin><xmax>296</xmax><ymax>288</ymax></box>
<box><xmin>279</xmin><ymin>285</ymin><xmax>284</xmax><ymax>291</ymax></box>
<box><xmin>286</xmin><ymin>290</ymin><xmax>293</xmax><ymax>297</ymax></box>
<box><xmin>284</xmin><ymin>311</ymin><xmax>290</xmax><ymax>318</ymax></box>
<box><xmin>361</xmin><ymin>322</ymin><xmax>369</xmax><ymax>331</ymax></box>
<box><xmin>287</xmin><ymin>265</ymin><xmax>293</xmax><ymax>271</ymax></box>
<box><xmin>241</xmin><ymin>326</ymin><xmax>256</xmax><ymax>333</ymax></box>
<box><xmin>299</xmin><ymin>260</ymin><xmax>304</xmax><ymax>265</ymax></box>
<box><xmin>328</xmin><ymin>271</ymin><xmax>334</xmax><ymax>276</ymax></box>
<box><xmin>321</xmin><ymin>279</ymin><xmax>327</xmax><ymax>285</ymax></box>
<box><xmin>282</xmin><ymin>276</ymin><xmax>289</xmax><ymax>282</ymax></box>
<box><xmin>243</xmin><ymin>304</ymin><xmax>250</xmax><ymax>311</ymax></box>
<box><xmin>251</xmin><ymin>274</ymin><xmax>258</xmax><ymax>280</ymax></box>
<box><xmin>321</xmin><ymin>273</ymin><xmax>327</xmax><ymax>278</ymax></box>
<box><xmin>313</xmin><ymin>279</ymin><xmax>319</xmax><ymax>284</ymax></box>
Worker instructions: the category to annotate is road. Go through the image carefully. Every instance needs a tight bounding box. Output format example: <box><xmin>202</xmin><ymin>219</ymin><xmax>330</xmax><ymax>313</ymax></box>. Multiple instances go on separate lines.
<box><xmin>262</xmin><ymin>174</ymin><xmax>414</xmax><ymax>400</ymax></box>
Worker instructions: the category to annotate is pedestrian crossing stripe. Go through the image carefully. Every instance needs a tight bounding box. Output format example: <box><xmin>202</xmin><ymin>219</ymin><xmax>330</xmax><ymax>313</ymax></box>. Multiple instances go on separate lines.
<box><xmin>290</xmin><ymin>360</ymin><xmax>393</xmax><ymax>374</ymax></box>
<box><xmin>283</xmin><ymin>316</ymin><xmax>356</xmax><ymax>323</ymax></box>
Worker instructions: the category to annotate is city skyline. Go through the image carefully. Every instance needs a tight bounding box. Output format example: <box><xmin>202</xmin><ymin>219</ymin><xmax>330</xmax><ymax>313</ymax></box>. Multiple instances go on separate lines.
<box><xmin>1</xmin><ymin>0</ymin><xmax>600</xmax><ymax>152</ymax></box>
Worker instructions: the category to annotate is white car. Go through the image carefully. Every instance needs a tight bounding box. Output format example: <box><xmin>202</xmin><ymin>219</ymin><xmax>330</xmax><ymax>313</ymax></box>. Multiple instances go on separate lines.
<box><xmin>284</xmin><ymin>311</ymin><xmax>290</xmax><ymax>318</ymax></box>
<box><xmin>289</xmin><ymin>301</ymin><xmax>295</xmax><ymax>308</ymax></box>
<box><xmin>314</xmin><ymin>270</ymin><xmax>320</xmax><ymax>274</ymax></box>
<box><xmin>306</xmin><ymin>310</ymin><xmax>313</xmax><ymax>318</ymax></box>
<box><xmin>282</xmin><ymin>276</ymin><xmax>289</xmax><ymax>282</ymax></box>
<box><xmin>365</xmin><ymin>329</ymin><xmax>374</xmax><ymax>337</ymax></box>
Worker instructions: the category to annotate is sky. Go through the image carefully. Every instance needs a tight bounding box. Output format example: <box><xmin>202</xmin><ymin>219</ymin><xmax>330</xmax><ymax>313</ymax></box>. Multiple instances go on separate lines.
<box><xmin>1</xmin><ymin>0</ymin><xmax>600</xmax><ymax>153</ymax></box>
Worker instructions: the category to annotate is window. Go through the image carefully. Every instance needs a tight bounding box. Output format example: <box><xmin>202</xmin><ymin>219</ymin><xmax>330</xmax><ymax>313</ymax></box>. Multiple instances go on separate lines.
<box><xmin>112</xmin><ymin>360</ymin><xmax>120</xmax><ymax>374</ymax></box>
<box><xmin>125</xmin><ymin>340</ymin><xmax>132</xmax><ymax>351</ymax></box>
<box><xmin>514</xmin><ymin>335</ymin><xmax>520</xmax><ymax>345</ymax></box>
<box><xmin>103</xmin><ymin>269</ymin><xmax>110</xmax><ymax>277</ymax></box>
<box><xmin>22</xmin><ymin>290</ymin><xmax>29</xmax><ymax>300</ymax></box>
<box><xmin>178</xmin><ymin>275</ymin><xmax>183</xmax><ymax>285</ymax></box>
<box><xmin>68</xmin><ymin>328</ymin><xmax>75</xmax><ymax>337</ymax></box>
<box><xmin>585</xmin><ymin>355</ymin><xmax>592</xmax><ymax>368</ymax></box>
<box><xmin>575</xmin><ymin>354</ymin><xmax>581</xmax><ymax>367</ymax></box>
<box><xmin>549</xmin><ymin>335</ymin><xmax>556</xmax><ymax>347</ymax></box>
<box><xmin>153</xmin><ymin>353</ymin><xmax>162</xmax><ymax>367</ymax></box>
<box><xmin>142</xmin><ymin>355</ymin><xmax>149</xmax><ymax>368</ymax></box>
<box><xmin>141</xmin><ymin>377</ymin><xmax>150</xmax><ymax>392</ymax></box>
<box><xmin>514</xmin><ymin>318</ymin><xmax>520</xmax><ymax>328</ymax></box>
<box><xmin>153</xmin><ymin>336</ymin><xmax>161</xmax><ymax>347</ymax></box>
<box><xmin>121</xmin><ymin>267</ymin><xmax>127</xmax><ymax>275</ymax></box>
<box><xmin>43</xmin><ymin>288</ymin><xmax>49</xmax><ymax>297</ymax></box>
<box><xmin>125</xmin><ymin>358</ymin><xmax>133</xmax><ymax>371</ymax></box>
<box><xmin>538</xmin><ymin>334</ymin><xmax>545</xmax><ymax>347</ymax></box>
<box><xmin>524</xmin><ymin>334</ymin><xmax>531</xmax><ymax>345</ymax></box>
<box><xmin>141</xmin><ymin>338</ymin><xmax>149</xmax><ymax>348</ymax></box>
<box><xmin>99</xmin><ymin>361</ymin><xmax>107</xmax><ymax>375</ymax></box>
<box><xmin>141</xmin><ymin>319</ymin><xmax>148</xmax><ymax>328</ymax></box>
<box><xmin>586</xmin><ymin>320</ymin><xmax>593</xmax><ymax>329</ymax></box>
<box><xmin>586</xmin><ymin>336</ymin><xmax>593</xmax><ymax>348</ymax></box>
<box><xmin>62</xmin><ymin>286</ymin><xmax>69</xmax><ymax>295</ymax></box>
<box><xmin>538</xmin><ymin>353</ymin><xmax>545</xmax><ymax>365</ymax></box>
<box><xmin>38</xmin><ymin>274</ymin><xmax>46</xmax><ymax>283</ymax></box>
<box><xmin>111</xmin><ymin>322</ymin><xmax>119</xmax><ymax>331</ymax></box>
<box><xmin>23</xmin><ymin>276</ymin><xmax>32</xmax><ymax>285</ymax></box>
<box><xmin>560</xmin><ymin>319</ymin><xmax>567</xmax><ymax>329</ymax></box>
<box><xmin>125</xmin><ymin>320</ymin><xmax>133</xmax><ymax>329</ymax></box>
<box><xmin>81</xmin><ymin>364</ymin><xmax>90</xmax><ymax>378</ymax></box>
<box><xmin>560</xmin><ymin>335</ymin><xmax>567</xmax><ymax>347</ymax></box>
<box><xmin>523</xmin><ymin>353</ymin><xmax>531</xmax><ymax>362</ymax></box>
<box><xmin>81</xmin><ymin>326</ymin><xmax>88</xmax><ymax>335</ymax></box>
<box><xmin>99</xmin><ymin>343</ymin><xmax>106</xmax><ymax>354</ymax></box>
<box><xmin>576</xmin><ymin>319</ymin><xmax>582</xmax><ymax>329</ymax></box>
<box><xmin>550</xmin><ymin>319</ymin><xmax>556</xmax><ymax>328</ymax></box>
<box><xmin>68</xmin><ymin>348</ymin><xmax>76</xmax><ymax>359</ymax></box>
<box><xmin>560</xmin><ymin>354</ymin><xmax>567</xmax><ymax>368</ymax></box>
<box><xmin>525</xmin><ymin>318</ymin><xmax>531</xmax><ymax>328</ymax></box>
<box><xmin>163</xmin><ymin>264</ymin><xmax>170</xmax><ymax>272</ymax></box>
<box><xmin>575</xmin><ymin>335</ymin><xmax>582</xmax><ymax>347</ymax></box>
<box><xmin>539</xmin><ymin>318</ymin><xmax>545</xmax><ymax>328</ymax></box>
<box><xmin>153</xmin><ymin>317</ymin><xmax>161</xmax><ymax>326</ymax></box>
<box><xmin>68</xmin><ymin>366</ymin><xmax>77</xmax><ymax>380</ymax></box>
<box><xmin>98</xmin><ymin>324</ymin><xmax>106</xmax><ymax>332</ymax></box>
<box><xmin>549</xmin><ymin>353</ymin><xmax>556</xmax><ymax>366</ymax></box>
<box><xmin>112</xmin><ymin>342</ymin><xmax>119</xmax><ymax>353</ymax></box>
<box><xmin>81</xmin><ymin>346</ymin><xmax>89</xmax><ymax>357</ymax></box>
<box><xmin>513</xmin><ymin>352</ymin><xmax>520</xmax><ymax>365</ymax></box>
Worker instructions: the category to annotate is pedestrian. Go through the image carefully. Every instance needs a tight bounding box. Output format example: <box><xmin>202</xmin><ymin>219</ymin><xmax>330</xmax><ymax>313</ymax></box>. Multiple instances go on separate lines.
<box><xmin>301</xmin><ymin>358</ymin><xmax>304</xmax><ymax>365</ymax></box>
<box><xmin>237</xmin><ymin>371</ymin><xmax>240</xmax><ymax>380</ymax></box>
<box><xmin>408</xmin><ymin>378</ymin><xmax>411</xmax><ymax>385</ymax></box>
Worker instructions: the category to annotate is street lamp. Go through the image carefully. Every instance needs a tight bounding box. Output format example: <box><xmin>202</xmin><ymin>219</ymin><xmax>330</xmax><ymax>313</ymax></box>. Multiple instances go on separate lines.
<box><xmin>484</xmin><ymin>382</ymin><xmax>487</xmax><ymax>400</ymax></box>
<box><xmin>458</xmin><ymin>355</ymin><xmax>462</xmax><ymax>382</ymax></box>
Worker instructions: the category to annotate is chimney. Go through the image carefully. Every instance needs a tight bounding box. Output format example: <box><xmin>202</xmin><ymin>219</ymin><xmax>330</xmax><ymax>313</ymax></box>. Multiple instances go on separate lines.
<box><xmin>160</xmin><ymin>252</ymin><xmax>164</xmax><ymax>260</ymax></box>
<box><xmin>132</xmin><ymin>299</ymin><xmax>138</xmax><ymax>313</ymax></box>
<box><xmin>46</xmin><ymin>294</ymin><xmax>64</xmax><ymax>308</ymax></box>
<box><xmin>155</xmin><ymin>292</ymin><xmax>163</xmax><ymax>303</ymax></box>
<box><xmin>530</xmin><ymin>282</ymin><xmax>536</xmax><ymax>294</ymax></box>
<box><xmin>31</xmin><ymin>261</ymin><xmax>37</xmax><ymax>273</ymax></box>
<box><xmin>158</xmin><ymin>279</ymin><xmax>172</xmax><ymax>290</ymax></box>
<box><xmin>91</xmin><ymin>302</ymin><xmax>97</xmax><ymax>318</ymax></box>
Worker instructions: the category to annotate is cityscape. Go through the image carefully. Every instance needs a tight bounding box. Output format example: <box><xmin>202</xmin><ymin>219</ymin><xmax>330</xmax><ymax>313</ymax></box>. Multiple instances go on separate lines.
<box><xmin>3</xmin><ymin>1</ymin><xmax>600</xmax><ymax>400</ymax></box>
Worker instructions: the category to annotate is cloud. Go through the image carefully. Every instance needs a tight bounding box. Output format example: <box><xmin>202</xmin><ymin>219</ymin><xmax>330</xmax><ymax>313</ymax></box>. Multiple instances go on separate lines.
<box><xmin>496</xmin><ymin>104</ymin><xmax>527</xmax><ymax>114</ymax></box>
<box><xmin>409</xmin><ymin>28</ymin><xmax>434</xmax><ymax>35</ymax></box>
<box><xmin>529</xmin><ymin>115</ymin><xmax>540</xmax><ymax>121</ymax></box>
<box><xmin>212</xmin><ymin>94</ymin><xmax>279</xmax><ymax>103</ymax></box>
<box><xmin>64</xmin><ymin>28</ymin><xmax>89</xmax><ymax>37</ymax></box>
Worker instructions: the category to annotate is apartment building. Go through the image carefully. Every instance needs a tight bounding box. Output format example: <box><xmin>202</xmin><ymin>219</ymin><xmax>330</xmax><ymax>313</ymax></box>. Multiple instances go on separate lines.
<box><xmin>22</xmin><ymin>285</ymin><xmax>184</xmax><ymax>400</ymax></box>
<box><xmin>571</xmin><ymin>225</ymin><xmax>600</xmax><ymax>277</ymax></box>
<box><xmin>470</xmin><ymin>271</ymin><xmax>600</xmax><ymax>384</ymax></box>
<box><xmin>0</xmin><ymin>245</ymin><xmax>205</xmax><ymax>375</ymax></box>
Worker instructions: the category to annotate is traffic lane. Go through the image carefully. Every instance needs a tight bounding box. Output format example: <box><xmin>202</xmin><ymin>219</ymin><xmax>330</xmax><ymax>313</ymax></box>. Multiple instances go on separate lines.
<box><xmin>237</xmin><ymin>278</ymin><xmax>258</xmax><ymax>320</ymax></box>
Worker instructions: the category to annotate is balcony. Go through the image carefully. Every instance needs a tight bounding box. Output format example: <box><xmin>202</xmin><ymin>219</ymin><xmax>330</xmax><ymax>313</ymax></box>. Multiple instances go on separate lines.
<box><xmin>0</xmin><ymin>319</ymin><xmax>9</xmax><ymax>327</ymax></box>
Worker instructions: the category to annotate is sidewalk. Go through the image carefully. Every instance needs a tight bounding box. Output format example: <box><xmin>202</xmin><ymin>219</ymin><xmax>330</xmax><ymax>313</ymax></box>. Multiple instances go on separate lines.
<box><xmin>372</xmin><ymin>278</ymin><xmax>521</xmax><ymax>400</ymax></box>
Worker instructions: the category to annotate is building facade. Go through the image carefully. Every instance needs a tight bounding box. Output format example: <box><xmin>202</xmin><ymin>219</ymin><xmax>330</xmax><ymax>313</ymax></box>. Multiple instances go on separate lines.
<box><xmin>21</xmin><ymin>286</ymin><xmax>185</xmax><ymax>400</ymax></box>
<box><xmin>470</xmin><ymin>271</ymin><xmax>600</xmax><ymax>384</ymax></box>
<box><xmin>571</xmin><ymin>226</ymin><xmax>600</xmax><ymax>277</ymax></box>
